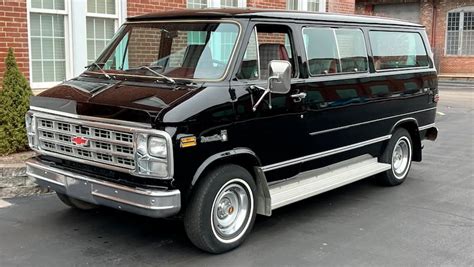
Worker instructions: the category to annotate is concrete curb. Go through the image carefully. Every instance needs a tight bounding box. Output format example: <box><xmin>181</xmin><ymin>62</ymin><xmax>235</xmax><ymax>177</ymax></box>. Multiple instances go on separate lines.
<box><xmin>0</xmin><ymin>162</ymin><xmax>48</xmax><ymax>198</ymax></box>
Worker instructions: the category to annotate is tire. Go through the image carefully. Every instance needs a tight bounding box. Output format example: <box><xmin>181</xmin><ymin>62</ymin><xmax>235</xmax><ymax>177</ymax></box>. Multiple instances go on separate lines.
<box><xmin>56</xmin><ymin>192</ymin><xmax>97</xmax><ymax>210</ymax></box>
<box><xmin>184</xmin><ymin>164</ymin><xmax>257</xmax><ymax>254</ymax></box>
<box><xmin>377</xmin><ymin>128</ymin><xmax>413</xmax><ymax>186</ymax></box>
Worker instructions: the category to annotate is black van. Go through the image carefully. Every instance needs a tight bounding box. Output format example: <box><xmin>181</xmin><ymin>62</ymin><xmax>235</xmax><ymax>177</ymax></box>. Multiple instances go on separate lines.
<box><xmin>25</xmin><ymin>9</ymin><xmax>439</xmax><ymax>253</ymax></box>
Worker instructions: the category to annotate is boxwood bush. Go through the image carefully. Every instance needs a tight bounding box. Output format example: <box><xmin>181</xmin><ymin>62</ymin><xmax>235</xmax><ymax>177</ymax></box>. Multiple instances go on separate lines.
<box><xmin>0</xmin><ymin>48</ymin><xmax>32</xmax><ymax>155</ymax></box>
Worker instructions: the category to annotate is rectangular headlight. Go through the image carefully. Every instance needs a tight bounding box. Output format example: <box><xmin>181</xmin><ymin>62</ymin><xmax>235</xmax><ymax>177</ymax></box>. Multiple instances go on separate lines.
<box><xmin>148</xmin><ymin>136</ymin><xmax>167</xmax><ymax>158</ymax></box>
<box><xmin>133</xmin><ymin>133</ymin><xmax>171</xmax><ymax>179</ymax></box>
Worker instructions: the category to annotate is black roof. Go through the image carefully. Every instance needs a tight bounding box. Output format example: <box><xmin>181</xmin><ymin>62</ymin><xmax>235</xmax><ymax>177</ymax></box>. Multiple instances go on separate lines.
<box><xmin>127</xmin><ymin>8</ymin><xmax>423</xmax><ymax>28</ymax></box>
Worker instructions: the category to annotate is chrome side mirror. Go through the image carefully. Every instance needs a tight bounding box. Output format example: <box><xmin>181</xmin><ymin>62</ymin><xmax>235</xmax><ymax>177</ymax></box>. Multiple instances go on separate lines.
<box><xmin>268</xmin><ymin>60</ymin><xmax>291</xmax><ymax>94</ymax></box>
<box><xmin>252</xmin><ymin>60</ymin><xmax>292</xmax><ymax>111</ymax></box>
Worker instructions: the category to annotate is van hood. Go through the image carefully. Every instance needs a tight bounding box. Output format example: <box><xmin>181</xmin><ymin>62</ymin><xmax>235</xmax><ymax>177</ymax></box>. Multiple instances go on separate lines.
<box><xmin>35</xmin><ymin>78</ymin><xmax>198</xmax><ymax>124</ymax></box>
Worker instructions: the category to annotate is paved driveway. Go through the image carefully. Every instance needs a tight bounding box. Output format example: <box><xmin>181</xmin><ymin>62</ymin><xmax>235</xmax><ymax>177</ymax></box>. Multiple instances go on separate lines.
<box><xmin>0</xmin><ymin>84</ymin><xmax>473</xmax><ymax>266</ymax></box>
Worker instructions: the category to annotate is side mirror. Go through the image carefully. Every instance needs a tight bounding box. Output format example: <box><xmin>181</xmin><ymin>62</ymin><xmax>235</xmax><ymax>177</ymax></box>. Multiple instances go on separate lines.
<box><xmin>252</xmin><ymin>60</ymin><xmax>292</xmax><ymax>111</ymax></box>
<box><xmin>268</xmin><ymin>60</ymin><xmax>291</xmax><ymax>94</ymax></box>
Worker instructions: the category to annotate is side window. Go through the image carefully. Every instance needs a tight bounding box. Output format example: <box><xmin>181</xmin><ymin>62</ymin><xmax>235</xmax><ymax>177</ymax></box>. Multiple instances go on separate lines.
<box><xmin>302</xmin><ymin>27</ymin><xmax>368</xmax><ymax>76</ymax></box>
<box><xmin>369</xmin><ymin>31</ymin><xmax>429</xmax><ymax>70</ymax></box>
<box><xmin>237</xmin><ymin>25</ymin><xmax>297</xmax><ymax>80</ymax></box>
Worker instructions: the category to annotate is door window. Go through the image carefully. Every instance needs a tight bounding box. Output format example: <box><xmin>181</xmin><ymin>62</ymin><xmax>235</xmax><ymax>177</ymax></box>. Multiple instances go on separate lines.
<box><xmin>237</xmin><ymin>25</ymin><xmax>297</xmax><ymax>80</ymax></box>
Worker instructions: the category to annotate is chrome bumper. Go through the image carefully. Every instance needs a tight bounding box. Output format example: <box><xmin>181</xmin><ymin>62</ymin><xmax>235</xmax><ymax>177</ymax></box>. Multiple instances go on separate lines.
<box><xmin>26</xmin><ymin>158</ymin><xmax>181</xmax><ymax>218</ymax></box>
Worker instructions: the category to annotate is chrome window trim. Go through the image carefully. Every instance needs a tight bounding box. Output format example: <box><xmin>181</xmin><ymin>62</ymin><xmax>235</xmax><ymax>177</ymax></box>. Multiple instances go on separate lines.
<box><xmin>87</xmin><ymin>19</ymin><xmax>243</xmax><ymax>83</ymax></box>
<box><xmin>261</xmin><ymin>135</ymin><xmax>392</xmax><ymax>172</ymax></box>
<box><xmin>309</xmin><ymin>107</ymin><xmax>437</xmax><ymax>136</ymax></box>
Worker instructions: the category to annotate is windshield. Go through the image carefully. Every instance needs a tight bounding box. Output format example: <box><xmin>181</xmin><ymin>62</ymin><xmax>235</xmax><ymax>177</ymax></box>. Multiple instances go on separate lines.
<box><xmin>89</xmin><ymin>21</ymin><xmax>240</xmax><ymax>81</ymax></box>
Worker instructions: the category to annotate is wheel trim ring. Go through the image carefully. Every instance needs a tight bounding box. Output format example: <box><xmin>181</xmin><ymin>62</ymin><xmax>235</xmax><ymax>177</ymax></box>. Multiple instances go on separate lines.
<box><xmin>210</xmin><ymin>178</ymin><xmax>254</xmax><ymax>244</ymax></box>
<box><xmin>391</xmin><ymin>136</ymin><xmax>412</xmax><ymax>180</ymax></box>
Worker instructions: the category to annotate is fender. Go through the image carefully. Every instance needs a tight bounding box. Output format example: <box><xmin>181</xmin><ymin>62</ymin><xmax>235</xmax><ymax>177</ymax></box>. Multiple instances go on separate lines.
<box><xmin>390</xmin><ymin>117</ymin><xmax>419</xmax><ymax>133</ymax></box>
<box><xmin>191</xmin><ymin>147</ymin><xmax>262</xmax><ymax>186</ymax></box>
<box><xmin>390</xmin><ymin>117</ymin><xmax>422</xmax><ymax>161</ymax></box>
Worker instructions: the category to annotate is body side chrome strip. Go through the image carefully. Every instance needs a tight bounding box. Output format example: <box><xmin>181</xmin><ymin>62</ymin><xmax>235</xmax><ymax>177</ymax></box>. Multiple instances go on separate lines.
<box><xmin>418</xmin><ymin>123</ymin><xmax>436</xmax><ymax>131</ymax></box>
<box><xmin>309</xmin><ymin>107</ymin><xmax>437</xmax><ymax>136</ymax></box>
<box><xmin>261</xmin><ymin>135</ymin><xmax>391</xmax><ymax>172</ymax></box>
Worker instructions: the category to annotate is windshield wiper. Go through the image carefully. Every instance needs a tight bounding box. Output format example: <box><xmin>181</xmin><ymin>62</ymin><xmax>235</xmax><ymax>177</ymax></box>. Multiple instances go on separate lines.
<box><xmin>138</xmin><ymin>66</ymin><xmax>175</xmax><ymax>84</ymax></box>
<box><xmin>86</xmin><ymin>62</ymin><xmax>112</xmax><ymax>80</ymax></box>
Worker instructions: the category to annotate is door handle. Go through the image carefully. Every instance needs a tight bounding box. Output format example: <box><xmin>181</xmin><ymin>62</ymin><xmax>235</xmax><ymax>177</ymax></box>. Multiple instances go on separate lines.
<box><xmin>290</xmin><ymin>92</ymin><xmax>307</xmax><ymax>102</ymax></box>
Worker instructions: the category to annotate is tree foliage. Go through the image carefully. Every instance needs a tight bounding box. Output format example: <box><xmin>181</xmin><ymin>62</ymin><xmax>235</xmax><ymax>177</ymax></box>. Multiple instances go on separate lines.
<box><xmin>0</xmin><ymin>48</ymin><xmax>32</xmax><ymax>155</ymax></box>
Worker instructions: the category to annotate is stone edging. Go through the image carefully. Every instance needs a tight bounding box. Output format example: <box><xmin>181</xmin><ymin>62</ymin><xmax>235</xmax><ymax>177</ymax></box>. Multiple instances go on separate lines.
<box><xmin>0</xmin><ymin>162</ymin><xmax>48</xmax><ymax>198</ymax></box>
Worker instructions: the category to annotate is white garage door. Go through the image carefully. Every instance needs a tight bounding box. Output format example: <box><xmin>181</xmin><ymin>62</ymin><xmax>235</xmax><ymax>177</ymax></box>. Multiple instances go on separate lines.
<box><xmin>373</xmin><ymin>3</ymin><xmax>421</xmax><ymax>24</ymax></box>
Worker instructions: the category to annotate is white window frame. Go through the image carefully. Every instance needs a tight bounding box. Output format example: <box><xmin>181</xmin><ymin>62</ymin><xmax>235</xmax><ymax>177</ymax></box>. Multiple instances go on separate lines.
<box><xmin>445</xmin><ymin>6</ymin><xmax>474</xmax><ymax>56</ymax></box>
<box><xmin>27</xmin><ymin>0</ymin><xmax>127</xmax><ymax>89</ymax></box>
<box><xmin>86</xmin><ymin>0</ymin><xmax>122</xmax><ymax>65</ymax></box>
<box><xmin>27</xmin><ymin>1</ymin><xmax>72</xmax><ymax>89</ymax></box>
<box><xmin>287</xmin><ymin>0</ymin><xmax>326</xmax><ymax>12</ymax></box>
<box><xmin>187</xmin><ymin>0</ymin><xmax>246</xmax><ymax>9</ymax></box>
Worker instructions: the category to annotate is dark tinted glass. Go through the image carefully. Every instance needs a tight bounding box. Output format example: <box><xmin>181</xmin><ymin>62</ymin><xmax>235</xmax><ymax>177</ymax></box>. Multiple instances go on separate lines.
<box><xmin>369</xmin><ymin>31</ymin><xmax>429</xmax><ymax>70</ymax></box>
<box><xmin>303</xmin><ymin>28</ymin><xmax>368</xmax><ymax>76</ymax></box>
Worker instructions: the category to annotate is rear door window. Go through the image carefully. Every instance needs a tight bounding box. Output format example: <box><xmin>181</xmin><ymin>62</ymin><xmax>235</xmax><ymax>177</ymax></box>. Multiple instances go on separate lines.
<box><xmin>302</xmin><ymin>27</ymin><xmax>368</xmax><ymax>76</ymax></box>
<box><xmin>369</xmin><ymin>31</ymin><xmax>429</xmax><ymax>70</ymax></box>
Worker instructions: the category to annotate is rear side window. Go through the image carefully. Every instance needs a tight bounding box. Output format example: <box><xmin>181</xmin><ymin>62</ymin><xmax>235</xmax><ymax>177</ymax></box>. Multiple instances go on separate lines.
<box><xmin>302</xmin><ymin>27</ymin><xmax>368</xmax><ymax>76</ymax></box>
<box><xmin>369</xmin><ymin>31</ymin><xmax>429</xmax><ymax>70</ymax></box>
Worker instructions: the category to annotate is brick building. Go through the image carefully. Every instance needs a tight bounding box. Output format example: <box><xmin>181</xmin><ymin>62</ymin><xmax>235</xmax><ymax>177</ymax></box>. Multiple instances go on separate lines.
<box><xmin>0</xmin><ymin>0</ymin><xmax>357</xmax><ymax>90</ymax></box>
<box><xmin>356</xmin><ymin>0</ymin><xmax>474</xmax><ymax>76</ymax></box>
<box><xmin>1</xmin><ymin>0</ymin><xmax>471</xmax><ymax>91</ymax></box>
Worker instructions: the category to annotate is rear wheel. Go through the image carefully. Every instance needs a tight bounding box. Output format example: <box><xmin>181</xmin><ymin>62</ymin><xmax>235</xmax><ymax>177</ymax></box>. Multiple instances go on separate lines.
<box><xmin>56</xmin><ymin>192</ymin><xmax>97</xmax><ymax>210</ymax></box>
<box><xmin>378</xmin><ymin>128</ymin><xmax>413</xmax><ymax>186</ymax></box>
<box><xmin>184</xmin><ymin>164</ymin><xmax>257</xmax><ymax>253</ymax></box>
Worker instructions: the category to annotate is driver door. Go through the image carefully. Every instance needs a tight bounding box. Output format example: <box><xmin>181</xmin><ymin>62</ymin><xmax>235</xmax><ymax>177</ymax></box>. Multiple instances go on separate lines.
<box><xmin>230</xmin><ymin>24</ymin><xmax>308</xmax><ymax>182</ymax></box>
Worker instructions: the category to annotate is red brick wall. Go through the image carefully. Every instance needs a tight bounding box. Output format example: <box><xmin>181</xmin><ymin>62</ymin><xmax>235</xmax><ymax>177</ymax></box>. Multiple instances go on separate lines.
<box><xmin>328</xmin><ymin>0</ymin><xmax>356</xmax><ymax>13</ymax></box>
<box><xmin>247</xmin><ymin>0</ymin><xmax>286</xmax><ymax>9</ymax></box>
<box><xmin>0</xmin><ymin>0</ymin><xmax>29</xmax><ymax>88</ymax></box>
<box><xmin>127</xmin><ymin>0</ymin><xmax>186</xmax><ymax>17</ymax></box>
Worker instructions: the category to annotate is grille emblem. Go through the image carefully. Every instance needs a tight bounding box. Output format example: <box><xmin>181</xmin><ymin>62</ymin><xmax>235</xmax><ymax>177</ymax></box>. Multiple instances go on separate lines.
<box><xmin>71</xmin><ymin>136</ymin><xmax>89</xmax><ymax>147</ymax></box>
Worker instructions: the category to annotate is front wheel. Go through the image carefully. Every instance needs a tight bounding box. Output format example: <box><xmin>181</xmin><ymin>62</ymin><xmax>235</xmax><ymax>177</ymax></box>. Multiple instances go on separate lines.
<box><xmin>56</xmin><ymin>192</ymin><xmax>97</xmax><ymax>210</ymax></box>
<box><xmin>184</xmin><ymin>164</ymin><xmax>257</xmax><ymax>253</ymax></box>
<box><xmin>377</xmin><ymin>128</ymin><xmax>413</xmax><ymax>186</ymax></box>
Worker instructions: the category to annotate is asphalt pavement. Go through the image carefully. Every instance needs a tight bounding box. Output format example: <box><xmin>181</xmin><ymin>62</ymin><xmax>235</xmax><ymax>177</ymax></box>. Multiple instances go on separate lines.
<box><xmin>0</xmin><ymin>83</ymin><xmax>473</xmax><ymax>266</ymax></box>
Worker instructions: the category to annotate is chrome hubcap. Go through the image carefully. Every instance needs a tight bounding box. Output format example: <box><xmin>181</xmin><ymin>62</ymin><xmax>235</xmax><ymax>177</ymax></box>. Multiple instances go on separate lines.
<box><xmin>392</xmin><ymin>137</ymin><xmax>411</xmax><ymax>179</ymax></box>
<box><xmin>212</xmin><ymin>181</ymin><xmax>249</xmax><ymax>239</ymax></box>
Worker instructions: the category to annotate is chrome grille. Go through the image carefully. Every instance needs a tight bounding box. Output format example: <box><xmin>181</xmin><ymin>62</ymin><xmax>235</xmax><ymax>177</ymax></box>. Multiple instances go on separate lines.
<box><xmin>36</xmin><ymin>117</ymin><xmax>135</xmax><ymax>169</ymax></box>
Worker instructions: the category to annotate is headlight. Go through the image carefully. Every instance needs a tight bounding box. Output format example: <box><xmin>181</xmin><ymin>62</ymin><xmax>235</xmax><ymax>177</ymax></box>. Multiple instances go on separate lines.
<box><xmin>133</xmin><ymin>133</ymin><xmax>171</xmax><ymax>179</ymax></box>
<box><xmin>148</xmin><ymin>136</ymin><xmax>167</xmax><ymax>158</ymax></box>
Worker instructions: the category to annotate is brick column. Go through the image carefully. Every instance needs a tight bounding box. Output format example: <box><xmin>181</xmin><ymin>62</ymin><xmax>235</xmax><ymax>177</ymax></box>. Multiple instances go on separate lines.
<box><xmin>247</xmin><ymin>0</ymin><xmax>287</xmax><ymax>9</ymax></box>
<box><xmin>127</xmin><ymin>0</ymin><xmax>187</xmax><ymax>17</ymax></box>
<box><xmin>0</xmin><ymin>0</ymin><xmax>29</xmax><ymax>89</ymax></box>
<box><xmin>327</xmin><ymin>0</ymin><xmax>356</xmax><ymax>13</ymax></box>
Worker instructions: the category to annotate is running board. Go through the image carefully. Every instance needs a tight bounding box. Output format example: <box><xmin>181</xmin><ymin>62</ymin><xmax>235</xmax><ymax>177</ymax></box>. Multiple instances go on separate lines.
<box><xmin>269</xmin><ymin>157</ymin><xmax>391</xmax><ymax>210</ymax></box>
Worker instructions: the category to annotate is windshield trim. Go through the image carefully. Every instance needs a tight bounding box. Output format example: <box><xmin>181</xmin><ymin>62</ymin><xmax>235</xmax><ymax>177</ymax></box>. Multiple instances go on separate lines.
<box><xmin>85</xmin><ymin>19</ymin><xmax>243</xmax><ymax>83</ymax></box>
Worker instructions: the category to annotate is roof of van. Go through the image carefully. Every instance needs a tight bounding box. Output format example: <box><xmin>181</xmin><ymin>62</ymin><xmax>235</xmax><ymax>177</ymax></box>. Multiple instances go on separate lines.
<box><xmin>127</xmin><ymin>8</ymin><xmax>423</xmax><ymax>28</ymax></box>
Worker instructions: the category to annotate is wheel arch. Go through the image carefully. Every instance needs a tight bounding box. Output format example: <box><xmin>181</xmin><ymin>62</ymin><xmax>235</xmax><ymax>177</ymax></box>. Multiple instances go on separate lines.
<box><xmin>390</xmin><ymin>118</ymin><xmax>422</xmax><ymax>162</ymax></box>
<box><xmin>189</xmin><ymin>148</ymin><xmax>271</xmax><ymax>216</ymax></box>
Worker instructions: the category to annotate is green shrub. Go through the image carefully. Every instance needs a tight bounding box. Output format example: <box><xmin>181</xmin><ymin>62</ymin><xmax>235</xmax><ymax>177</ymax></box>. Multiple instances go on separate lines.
<box><xmin>0</xmin><ymin>48</ymin><xmax>33</xmax><ymax>155</ymax></box>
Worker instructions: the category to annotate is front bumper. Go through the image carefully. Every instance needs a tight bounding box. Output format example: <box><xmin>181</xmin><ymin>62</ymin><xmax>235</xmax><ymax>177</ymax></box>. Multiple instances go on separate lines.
<box><xmin>26</xmin><ymin>158</ymin><xmax>181</xmax><ymax>218</ymax></box>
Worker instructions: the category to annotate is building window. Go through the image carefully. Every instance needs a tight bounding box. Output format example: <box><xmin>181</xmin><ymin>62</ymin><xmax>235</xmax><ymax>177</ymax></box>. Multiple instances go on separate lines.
<box><xmin>29</xmin><ymin>0</ymin><xmax>68</xmax><ymax>86</ymax></box>
<box><xmin>87</xmin><ymin>0</ymin><xmax>119</xmax><ymax>64</ymax></box>
<box><xmin>287</xmin><ymin>0</ymin><xmax>325</xmax><ymax>12</ymax></box>
<box><xmin>187</xmin><ymin>0</ymin><xmax>245</xmax><ymax>9</ymax></box>
<box><xmin>446</xmin><ymin>8</ymin><xmax>474</xmax><ymax>56</ymax></box>
<box><xmin>188</xmin><ymin>0</ymin><xmax>207</xmax><ymax>9</ymax></box>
